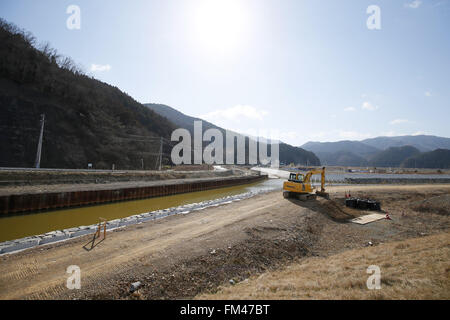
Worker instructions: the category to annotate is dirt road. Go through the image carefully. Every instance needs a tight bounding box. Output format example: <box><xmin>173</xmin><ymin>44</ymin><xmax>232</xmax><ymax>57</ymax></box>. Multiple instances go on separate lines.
<box><xmin>0</xmin><ymin>184</ymin><xmax>449</xmax><ymax>299</ymax></box>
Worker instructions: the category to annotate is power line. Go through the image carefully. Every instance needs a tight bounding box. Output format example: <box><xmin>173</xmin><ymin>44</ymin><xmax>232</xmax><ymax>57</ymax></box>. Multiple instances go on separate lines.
<box><xmin>34</xmin><ymin>114</ymin><xmax>45</xmax><ymax>168</ymax></box>
<box><xmin>158</xmin><ymin>137</ymin><xmax>163</xmax><ymax>171</ymax></box>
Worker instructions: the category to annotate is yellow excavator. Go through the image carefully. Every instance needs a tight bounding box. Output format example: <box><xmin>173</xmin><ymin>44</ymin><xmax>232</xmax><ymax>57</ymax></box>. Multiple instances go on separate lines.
<box><xmin>283</xmin><ymin>167</ymin><xmax>329</xmax><ymax>200</ymax></box>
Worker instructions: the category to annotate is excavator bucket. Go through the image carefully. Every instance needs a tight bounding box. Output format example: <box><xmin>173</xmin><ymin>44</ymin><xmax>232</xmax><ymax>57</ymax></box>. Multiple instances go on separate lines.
<box><xmin>316</xmin><ymin>191</ymin><xmax>330</xmax><ymax>200</ymax></box>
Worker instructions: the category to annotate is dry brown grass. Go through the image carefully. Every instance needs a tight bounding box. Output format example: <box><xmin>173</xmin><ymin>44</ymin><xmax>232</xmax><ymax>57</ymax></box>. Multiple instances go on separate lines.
<box><xmin>412</xmin><ymin>195</ymin><xmax>450</xmax><ymax>216</ymax></box>
<box><xmin>197</xmin><ymin>232</ymin><xmax>450</xmax><ymax>300</ymax></box>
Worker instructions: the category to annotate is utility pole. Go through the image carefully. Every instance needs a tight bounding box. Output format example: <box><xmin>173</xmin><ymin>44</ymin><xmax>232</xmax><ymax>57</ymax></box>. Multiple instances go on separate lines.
<box><xmin>34</xmin><ymin>114</ymin><xmax>45</xmax><ymax>168</ymax></box>
<box><xmin>158</xmin><ymin>137</ymin><xmax>163</xmax><ymax>171</ymax></box>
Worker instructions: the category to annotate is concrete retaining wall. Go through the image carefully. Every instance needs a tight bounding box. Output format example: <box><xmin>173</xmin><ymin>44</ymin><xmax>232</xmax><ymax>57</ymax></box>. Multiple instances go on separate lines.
<box><xmin>0</xmin><ymin>174</ymin><xmax>266</xmax><ymax>214</ymax></box>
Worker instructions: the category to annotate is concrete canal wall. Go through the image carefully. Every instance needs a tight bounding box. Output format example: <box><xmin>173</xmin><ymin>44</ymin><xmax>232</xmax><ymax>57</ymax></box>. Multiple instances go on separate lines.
<box><xmin>0</xmin><ymin>174</ymin><xmax>266</xmax><ymax>214</ymax></box>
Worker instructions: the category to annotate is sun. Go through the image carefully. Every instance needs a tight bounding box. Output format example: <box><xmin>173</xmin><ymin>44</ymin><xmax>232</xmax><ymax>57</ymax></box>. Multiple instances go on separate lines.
<box><xmin>191</xmin><ymin>0</ymin><xmax>246</xmax><ymax>55</ymax></box>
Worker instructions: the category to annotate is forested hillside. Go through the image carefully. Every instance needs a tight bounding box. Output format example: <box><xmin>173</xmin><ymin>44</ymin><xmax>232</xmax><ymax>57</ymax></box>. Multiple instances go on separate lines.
<box><xmin>0</xmin><ymin>19</ymin><xmax>175</xmax><ymax>169</ymax></box>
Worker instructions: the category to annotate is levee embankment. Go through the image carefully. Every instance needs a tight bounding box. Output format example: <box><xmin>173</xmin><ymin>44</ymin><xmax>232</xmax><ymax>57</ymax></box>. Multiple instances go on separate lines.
<box><xmin>0</xmin><ymin>166</ymin><xmax>234</xmax><ymax>186</ymax></box>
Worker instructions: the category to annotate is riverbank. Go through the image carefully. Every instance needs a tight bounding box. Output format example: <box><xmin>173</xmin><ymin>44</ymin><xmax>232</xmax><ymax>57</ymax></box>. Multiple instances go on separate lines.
<box><xmin>0</xmin><ymin>181</ymin><xmax>274</xmax><ymax>252</ymax></box>
<box><xmin>0</xmin><ymin>172</ymin><xmax>265</xmax><ymax>214</ymax></box>
<box><xmin>0</xmin><ymin>184</ymin><xmax>448</xmax><ymax>299</ymax></box>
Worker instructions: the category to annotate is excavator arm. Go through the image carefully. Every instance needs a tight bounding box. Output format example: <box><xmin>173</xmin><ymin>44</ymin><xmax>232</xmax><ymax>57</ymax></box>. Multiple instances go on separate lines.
<box><xmin>303</xmin><ymin>167</ymin><xmax>326</xmax><ymax>193</ymax></box>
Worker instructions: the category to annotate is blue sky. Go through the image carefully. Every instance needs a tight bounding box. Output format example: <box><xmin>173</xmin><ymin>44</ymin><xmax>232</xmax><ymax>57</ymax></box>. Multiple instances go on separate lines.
<box><xmin>1</xmin><ymin>0</ymin><xmax>449</xmax><ymax>145</ymax></box>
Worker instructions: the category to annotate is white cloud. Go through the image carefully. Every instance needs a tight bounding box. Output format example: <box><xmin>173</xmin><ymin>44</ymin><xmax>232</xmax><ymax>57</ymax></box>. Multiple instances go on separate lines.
<box><xmin>200</xmin><ymin>105</ymin><xmax>269</xmax><ymax>122</ymax></box>
<box><xmin>262</xmin><ymin>130</ymin><xmax>300</xmax><ymax>144</ymax></box>
<box><xmin>344</xmin><ymin>107</ymin><xmax>356</xmax><ymax>112</ymax></box>
<box><xmin>361</xmin><ymin>101</ymin><xmax>379</xmax><ymax>111</ymax></box>
<box><xmin>390</xmin><ymin>119</ymin><xmax>410</xmax><ymax>125</ymax></box>
<box><xmin>90</xmin><ymin>64</ymin><xmax>112</xmax><ymax>72</ymax></box>
<box><xmin>432</xmin><ymin>1</ymin><xmax>447</xmax><ymax>8</ymax></box>
<box><xmin>405</xmin><ymin>0</ymin><xmax>422</xmax><ymax>9</ymax></box>
<box><xmin>382</xmin><ymin>131</ymin><xmax>398</xmax><ymax>137</ymax></box>
<box><xmin>339</xmin><ymin>131</ymin><xmax>373</xmax><ymax>140</ymax></box>
<box><xmin>425</xmin><ymin>91</ymin><xmax>432</xmax><ymax>97</ymax></box>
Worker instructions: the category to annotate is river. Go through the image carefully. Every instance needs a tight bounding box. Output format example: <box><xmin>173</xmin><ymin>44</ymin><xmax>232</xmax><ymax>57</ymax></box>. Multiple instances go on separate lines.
<box><xmin>0</xmin><ymin>179</ymin><xmax>283</xmax><ymax>242</ymax></box>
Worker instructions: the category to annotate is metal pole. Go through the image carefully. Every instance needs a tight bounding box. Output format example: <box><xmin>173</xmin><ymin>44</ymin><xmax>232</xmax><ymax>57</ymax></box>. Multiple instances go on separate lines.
<box><xmin>158</xmin><ymin>137</ymin><xmax>163</xmax><ymax>171</ymax></box>
<box><xmin>34</xmin><ymin>114</ymin><xmax>45</xmax><ymax>168</ymax></box>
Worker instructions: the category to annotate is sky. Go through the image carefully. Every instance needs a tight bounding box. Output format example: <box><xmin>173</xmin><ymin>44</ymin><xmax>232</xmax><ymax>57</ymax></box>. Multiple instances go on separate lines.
<box><xmin>1</xmin><ymin>0</ymin><xmax>449</xmax><ymax>146</ymax></box>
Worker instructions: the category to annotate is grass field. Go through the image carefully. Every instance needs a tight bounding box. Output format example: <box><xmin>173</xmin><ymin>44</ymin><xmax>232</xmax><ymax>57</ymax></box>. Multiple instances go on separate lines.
<box><xmin>198</xmin><ymin>232</ymin><xmax>450</xmax><ymax>300</ymax></box>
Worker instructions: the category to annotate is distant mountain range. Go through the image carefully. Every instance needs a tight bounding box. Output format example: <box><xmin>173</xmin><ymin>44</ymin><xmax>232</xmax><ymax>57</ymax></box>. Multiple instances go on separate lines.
<box><xmin>145</xmin><ymin>104</ymin><xmax>320</xmax><ymax>166</ymax></box>
<box><xmin>301</xmin><ymin>136</ymin><xmax>450</xmax><ymax>168</ymax></box>
<box><xmin>361</xmin><ymin>135</ymin><xmax>450</xmax><ymax>152</ymax></box>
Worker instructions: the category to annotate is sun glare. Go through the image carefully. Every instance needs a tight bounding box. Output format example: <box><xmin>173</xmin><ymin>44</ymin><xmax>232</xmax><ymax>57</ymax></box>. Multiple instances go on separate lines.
<box><xmin>192</xmin><ymin>0</ymin><xmax>246</xmax><ymax>55</ymax></box>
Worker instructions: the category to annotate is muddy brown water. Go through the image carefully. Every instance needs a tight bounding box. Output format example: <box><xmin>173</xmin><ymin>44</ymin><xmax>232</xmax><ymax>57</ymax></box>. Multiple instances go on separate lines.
<box><xmin>0</xmin><ymin>179</ymin><xmax>283</xmax><ymax>242</ymax></box>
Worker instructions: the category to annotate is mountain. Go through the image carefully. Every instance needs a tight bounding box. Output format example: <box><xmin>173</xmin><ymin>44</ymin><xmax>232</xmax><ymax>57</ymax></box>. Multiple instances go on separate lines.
<box><xmin>278</xmin><ymin>143</ymin><xmax>321</xmax><ymax>166</ymax></box>
<box><xmin>368</xmin><ymin>146</ymin><xmax>421</xmax><ymax>168</ymax></box>
<box><xmin>302</xmin><ymin>135</ymin><xmax>450</xmax><ymax>167</ymax></box>
<box><xmin>317</xmin><ymin>151</ymin><xmax>368</xmax><ymax>167</ymax></box>
<box><xmin>362</xmin><ymin>135</ymin><xmax>450</xmax><ymax>152</ymax></box>
<box><xmin>0</xmin><ymin>19</ymin><xmax>175</xmax><ymax>169</ymax></box>
<box><xmin>301</xmin><ymin>141</ymin><xmax>379</xmax><ymax>166</ymax></box>
<box><xmin>0</xmin><ymin>19</ymin><xmax>317</xmax><ymax>169</ymax></box>
<box><xmin>145</xmin><ymin>104</ymin><xmax>321</xmax><ymax>166</ymax></box>
<box><xmin>401</xmin><ymin>149</ymin><xmax>450</xmax><ymax>169</ymax></box>
<box><xmin>146</xmin><ymin>103</ymin><xmax>219</xmax><ymax>134</ymax></box>
<box><xmin>301</xmin><ymin>140</ymin><xmax>380</xmax><ymax>157</ymax></box>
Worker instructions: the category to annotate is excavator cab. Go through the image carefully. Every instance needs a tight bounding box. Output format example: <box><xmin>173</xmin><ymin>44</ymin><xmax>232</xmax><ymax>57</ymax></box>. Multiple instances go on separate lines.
<box><xmin>288</xmin><ymin>173</ymin><xmax>304</xmax><ymax>182</ymax></box>
<box><xmin>283</xmin><ymin>167</ymin><xmax>330</xmax><ymax>201</ymax></box>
